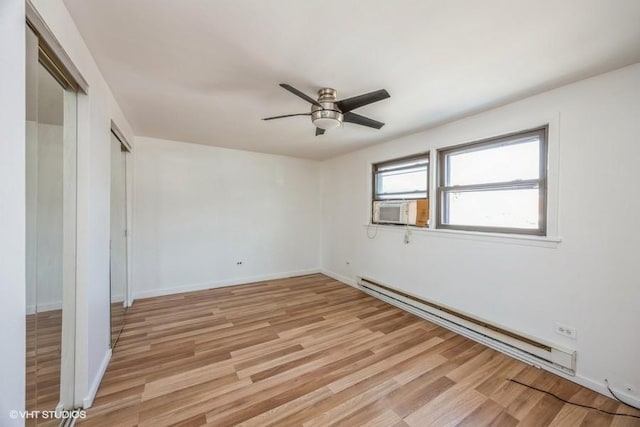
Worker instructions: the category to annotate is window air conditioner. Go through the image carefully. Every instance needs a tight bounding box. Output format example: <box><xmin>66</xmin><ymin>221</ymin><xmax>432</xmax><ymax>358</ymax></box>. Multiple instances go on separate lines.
<box><xmin>372</xmin><ymin>200</ymin><xmax>429</xmax><ymax>226</ymax></box>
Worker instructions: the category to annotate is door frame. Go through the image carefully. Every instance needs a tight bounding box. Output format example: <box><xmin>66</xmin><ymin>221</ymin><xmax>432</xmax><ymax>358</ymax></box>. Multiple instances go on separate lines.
<box><xmin>110</xmin><ymin>121</ymin><xmax>133</xmax><ymax>310</ymax></box>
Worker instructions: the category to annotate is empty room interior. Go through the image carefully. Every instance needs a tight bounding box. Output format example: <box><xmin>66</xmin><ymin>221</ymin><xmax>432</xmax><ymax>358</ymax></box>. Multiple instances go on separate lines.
<box><xmin>2</xmin><ymin>0</ymin><xmax>640</xmax><ymax>426</ymax></box>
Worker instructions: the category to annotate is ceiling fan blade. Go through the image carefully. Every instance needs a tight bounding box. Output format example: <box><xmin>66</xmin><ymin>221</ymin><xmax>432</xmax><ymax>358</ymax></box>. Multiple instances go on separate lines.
<box><xmin>336</xmin><ymin>89</ymin><xmax>390</xmax><ymax>113</ymax></box>
<box><xmin>280</xmin><ymin>84</ymin><xmax>322</xmax><ymax>107</ymax></box>
<box><xmin>315</xmin><ymin>127</ymin><xmax>325</xmax><ymax>136</ymax></box>
<box><xmin>343</xmin><ymin>111</ymin><xmax>385</xmax><ymax>129</ymax></box>
<box><xmin>262</xmin><ymin>113</ymin><xmax>311</xmax><ymax>121</ymax></box>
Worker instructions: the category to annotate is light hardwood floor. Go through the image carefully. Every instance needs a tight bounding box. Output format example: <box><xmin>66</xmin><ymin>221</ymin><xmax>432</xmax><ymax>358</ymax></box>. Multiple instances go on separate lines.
<box><xmin>26</xmin><ymin>309</ymin><xmax>62</xmax><ymax>427</ymax></box>
<box><xmin>79</xmin><ymin>274</ymin><xmax>640</xmax><ymax>426</ymax></box>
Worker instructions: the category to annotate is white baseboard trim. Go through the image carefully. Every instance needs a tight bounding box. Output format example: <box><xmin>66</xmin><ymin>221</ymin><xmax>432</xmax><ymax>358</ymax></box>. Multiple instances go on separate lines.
<box><xmin>320</xmin><ymin>269</ymin><xmax>357</xmax><ymax>287</ymax></box>
<box><xmin>26</xmin><ymin>301</ymin><xmax>63</xmax><ymax>315</ymax></box>
<box><xmin>83</xmin><ymin>349</ymin><xmax>111</xmax><ymax>409</ymax></box>
<box><xmin>571</xmin><ymin>374</ymin><xmax>640</xmax><ymax>409</ymax></box>
<box><xmin>132</xmin><ymin>268</ymin><xmax>322</xmax><ymax>301</ymax></box>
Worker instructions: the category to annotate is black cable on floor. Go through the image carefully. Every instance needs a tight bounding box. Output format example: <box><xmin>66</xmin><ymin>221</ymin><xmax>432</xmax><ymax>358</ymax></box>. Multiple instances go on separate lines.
<box><xmin>507</xmin><ymin>378</ymin><xmax>640</xmax><ymax>419</ymax></box>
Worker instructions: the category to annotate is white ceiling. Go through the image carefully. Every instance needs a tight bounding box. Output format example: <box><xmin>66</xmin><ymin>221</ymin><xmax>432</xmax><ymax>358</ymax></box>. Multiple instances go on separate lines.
<box><xmin>63</xmin><ymin>0</ymin><xmax>640</xmax><ymax>160</ymax></box>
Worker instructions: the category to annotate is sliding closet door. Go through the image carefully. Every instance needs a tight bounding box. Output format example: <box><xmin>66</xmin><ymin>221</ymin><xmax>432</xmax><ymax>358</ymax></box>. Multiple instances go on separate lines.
<box><xmin>110</xmin><ymin>132</ymin><xmax>128</xmax><ymax>347</ymax></box>
<box><xmin>25</xmin><ymin>24</ymin><xmax>77</xmax><ymax>423</ymax></box>
<box><xmin>25</xmin><ymin>25</ymin><xmax>40</xmax><ymax>420</ymax></box>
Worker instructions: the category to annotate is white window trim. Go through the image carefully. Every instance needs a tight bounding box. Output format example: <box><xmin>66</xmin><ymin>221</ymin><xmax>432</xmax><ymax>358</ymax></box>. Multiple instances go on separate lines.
<box><xmin>362</xmin><ymin>223</ymin><xmax>562</xmax><ymax>248</ymax></box>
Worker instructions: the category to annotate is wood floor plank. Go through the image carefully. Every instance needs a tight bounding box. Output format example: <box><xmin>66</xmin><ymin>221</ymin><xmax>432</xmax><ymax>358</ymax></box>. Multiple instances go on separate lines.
<box><xmin>236</xmin><ymin>386</ymin><xmax>333</xmax><ymax>427</ymax></box>
<box><xmin>548</xmin><ymin>404</ymin><xmax>590</xmax><ymax>427</ymax></box>
<box><xmin>301</xmin><ymin>379</ymin><xmax>400</xmax><ymax>427</ymax></box>
<box><xmin>388</xmin><ymin>374</ymin><xmax>456</xmax><ymax>418</ymax></box>
<box><xmin>76</xmin><ymin>274</ymin><xmax>640</xmax><ymax>427</ymax></box>
<box><xmin>404</xmin><ymin>384</ymin><xmax>487</xmax><ymax>426</ymax></box>
<box><xmin>456</xmin><ymin>398</ymin><xmax>507</xmax><ymax>427</ymax></box>
<box><xmin>142</xmin><ymin>363</ymin><xmax>237</xmax><ymax>401</ymax></box>
<box><xmin>518</xmin><ymin>394</ymin><xmax>566</xmax><ymax>426</ymax></box>
<box><xmin>26</xmin><ymin>309</ymin><xmax>62</xmax><ymax>425</ymax></box>
<box><xmin>204</xmin><ymin>350</ymin><xmax>377</xmax><ymax>426</ymax></box>
<box><xmin>327</xmin><ymin>335</ymin><xmax>443</xmax><ymax>393</ymax></box>
<box><xmin>487</xmin><ymin>411</ymin><xmax>521</xmax><ymax>427</ymax></box>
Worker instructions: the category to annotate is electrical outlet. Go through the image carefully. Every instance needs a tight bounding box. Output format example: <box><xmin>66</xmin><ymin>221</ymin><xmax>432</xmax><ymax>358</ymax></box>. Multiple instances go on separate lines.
<box><xmin>555</xmin><ymin>322</ymin><xmax>577</xmax><ymax>339</ymax></box>
<box><xmin>236</xmin><ymin>261</ymin><xmax>243</xmax><ymax>265</ymax></box>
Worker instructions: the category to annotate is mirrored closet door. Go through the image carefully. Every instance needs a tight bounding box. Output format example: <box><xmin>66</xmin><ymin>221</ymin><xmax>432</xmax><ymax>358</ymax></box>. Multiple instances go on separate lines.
<box><xmin>110</xmin><ymin>131</ymin><xmax>129</xmax><ymax>348</ymax></box>
<box><xmin>25</xmin><ymin>23</ymin><xmax>78</xmax><ymax>424</ymax></box>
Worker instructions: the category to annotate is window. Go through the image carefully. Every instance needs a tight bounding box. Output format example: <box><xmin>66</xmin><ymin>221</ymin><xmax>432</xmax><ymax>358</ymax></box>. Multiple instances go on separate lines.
<box><xmin>373</xmin><ymin>153</ymin><xmax>429</xmax><ymax>201</ymax></box>
<box><xmin>372</xmin><ymin>153</ymin><xmax>429</xmax><ymax>226</ymax></box>
<box><xmin>437</xmin><ymin>127</ymin><xmax>547</xmax><ymax>235</ymax></box>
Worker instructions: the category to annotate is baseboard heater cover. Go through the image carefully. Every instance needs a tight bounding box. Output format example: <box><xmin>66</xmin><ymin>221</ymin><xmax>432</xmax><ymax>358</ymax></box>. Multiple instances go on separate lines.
<box><xmin>358</xmin><ymin>277</ymin><xmax>576</xmax><ymax>375</ymax></box>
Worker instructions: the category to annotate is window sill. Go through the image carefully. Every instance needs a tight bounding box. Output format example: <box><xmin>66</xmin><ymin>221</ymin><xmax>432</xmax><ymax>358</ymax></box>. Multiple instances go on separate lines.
<box><xmin>363</xmin><ymin>223</ymin><xmax>562</xmax><ymax>248</ymax></box>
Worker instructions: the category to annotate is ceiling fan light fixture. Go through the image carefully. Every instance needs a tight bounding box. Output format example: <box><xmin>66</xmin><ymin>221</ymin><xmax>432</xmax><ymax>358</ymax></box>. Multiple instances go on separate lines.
<box><xmin>313</xmin><ymin>117</ymin><xmax>342</xmax><ymax>130</ymax></box>
<box><xmin>311</xmin><ymin>106</ymin><xmax>343</xmax><ymax>130</ymax></box>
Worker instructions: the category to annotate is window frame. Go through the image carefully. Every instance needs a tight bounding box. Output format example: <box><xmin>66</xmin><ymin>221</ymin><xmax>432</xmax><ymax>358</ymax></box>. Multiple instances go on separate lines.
<box><xmin>372</xmin><ymin>152</ymin><xmax>430</xmax><ymax>202</ymax></box>
<box><xmin>436</xmin><ymin>126</ymin><xmax>548</xmax><ymax>236</ymax></box>
<box><xmin>371</xmin><ymin>152</ymin><xmax>430</xmax><ymax>224</ymax></box>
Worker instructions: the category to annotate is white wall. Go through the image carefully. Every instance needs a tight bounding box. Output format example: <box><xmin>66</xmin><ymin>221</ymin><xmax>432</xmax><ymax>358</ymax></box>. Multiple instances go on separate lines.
<box><xmin>28</xmin><ymin>0</ymin><xmax>136</xmax><ymax>408</ymax></box>
<box><xmin>132</xmin><ymin>137</ymin><xmax>321</xmax><ymax>298</ymax></box>
<box><xmin>0</xmin><ymin>0</ymin><xmax>26</xmax><ymax>424</ymax></box>
<box><xmin>320</xmin><ymin>63</ymin><xmax>640</xmax><ymax>402</ymax></box>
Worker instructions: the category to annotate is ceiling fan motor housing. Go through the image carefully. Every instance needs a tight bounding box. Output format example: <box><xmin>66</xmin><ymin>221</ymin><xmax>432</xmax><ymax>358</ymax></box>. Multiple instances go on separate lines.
<box><xmin>311</xmin><ymin>88</ymin><xmax>343</xmax><ymax>129</ymax></box>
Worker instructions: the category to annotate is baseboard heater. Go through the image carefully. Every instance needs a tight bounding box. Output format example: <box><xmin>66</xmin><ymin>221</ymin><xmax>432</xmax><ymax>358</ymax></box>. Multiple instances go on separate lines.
<box><xmin>358</xmin><ymin>277</ymin><xmax>576</xmax><ymax>375</ymax></box>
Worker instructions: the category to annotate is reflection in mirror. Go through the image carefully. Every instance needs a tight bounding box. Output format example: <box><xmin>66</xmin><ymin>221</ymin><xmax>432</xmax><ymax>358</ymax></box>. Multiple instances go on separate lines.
<box><xmin>110</xmin><ymin>132</ymin><xmax>128</xmax><ymax>347</ymax></box>
<box><xmin>25</xmin><ymin>24</ymin><xmax>77</xmax><ymax>425</ymax></box>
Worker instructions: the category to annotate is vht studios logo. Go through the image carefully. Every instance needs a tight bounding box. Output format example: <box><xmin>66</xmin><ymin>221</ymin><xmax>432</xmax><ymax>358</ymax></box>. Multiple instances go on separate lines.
<box><xmin>9</xmin><ymin>409</ymin><xmax>87</xmax><ymax>420</ymax></box>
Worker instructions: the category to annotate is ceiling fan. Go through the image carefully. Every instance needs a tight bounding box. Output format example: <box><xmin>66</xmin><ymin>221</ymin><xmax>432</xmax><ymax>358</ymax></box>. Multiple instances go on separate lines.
<box><xmin>263</xmin><ymin>84</ymin><xmax>390</xmax><ymax>136</ymax></box>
